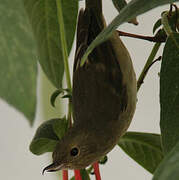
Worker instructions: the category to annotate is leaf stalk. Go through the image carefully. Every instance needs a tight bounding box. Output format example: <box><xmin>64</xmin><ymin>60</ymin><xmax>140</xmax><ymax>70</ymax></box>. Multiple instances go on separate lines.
<box><xmin>137</xmin><ymin>42</ymin><xmax>161</xmax><ymax>91</ymax></box>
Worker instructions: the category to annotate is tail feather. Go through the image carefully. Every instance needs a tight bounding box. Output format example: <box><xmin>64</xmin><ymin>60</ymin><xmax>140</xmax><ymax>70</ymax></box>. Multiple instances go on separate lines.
<box><xmin>85</xmin><ymin>0</ymin><xmax>102</xmax><ymax>15</ymax></box>
<box><xmin>74</xmin><ymin>3</ymin><xmax>105</xmax><ymax>71</ymax></box>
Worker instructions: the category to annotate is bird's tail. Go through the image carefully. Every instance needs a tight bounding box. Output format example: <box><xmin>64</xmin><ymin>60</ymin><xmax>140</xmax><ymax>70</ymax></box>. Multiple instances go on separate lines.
<box><xmin>85</xmin><ymin>0</ymin><xmax>102</xmax><ymax>15</ymax></box>
<box><xmin>73</xmin><ymin>0</ymin><xmax>105</xmax><ymax>71</ymax></box>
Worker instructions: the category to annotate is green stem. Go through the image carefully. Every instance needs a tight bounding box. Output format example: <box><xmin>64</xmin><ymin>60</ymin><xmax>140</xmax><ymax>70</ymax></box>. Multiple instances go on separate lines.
<box><xmin>161</xmin><ymin>11</ymin><xmax>173</xmax><ymax>36</ymax></box>
<box><xmin>56</xmin><ymin>0</ymin><xmax>72</xmax><ymax>91</ymax></box>
<box><xmin>137</xmin><ymin>42</ymin><xmax>161</xmax><ymax>91</ymax></box>
<box><xmin>56</xmin><ymin>1</ymin><xmax>73</xmax><ymax>178</ymax></box>
<box><xmin>162</xmin><ymin>10</ymin><xmax>179</xmax><ymax>49</ymax></box>
<box><xmin>56</xmin><ymin>0</ymin><xmax>72</xmax><ymax>128</ymax></box>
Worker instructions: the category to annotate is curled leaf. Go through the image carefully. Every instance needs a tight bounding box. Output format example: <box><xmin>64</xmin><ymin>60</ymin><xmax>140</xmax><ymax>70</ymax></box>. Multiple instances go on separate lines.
<box><xmin>153</xmin><ymin>19</ymin><xmax>162</xmax><ymax>34</ymax></box>
<box><xmin>50</xmin><ymin>89</ymin><xmax>64</xmax><ymax>107</ymax></box>
<box><xmin>53</xmin><ymin>117</ymin><xmax>68</xmax><ymax>139</ymax></box>
<box><xmin>62</xmin><ymin>94</ymin><xmax>72</xmax><ymax>99</ymax></box>
<box><xmin>50</xmin><ymin>88</ymin><xmax>72</xmax><ymax>107</ymax></box>
<box><xmin>99</xmin><ymin>156</ymin><xmax>108</xmax><ymax>165</ymax></box>
<box><xmin>112</xmin><ymin>0</ymin><xmax>138</xmax><ymax>25</ymax></box>
<box><xmin>30</xmin><ymin>118</ymin><xmax>68</xmax><ymax>155</ymax></box>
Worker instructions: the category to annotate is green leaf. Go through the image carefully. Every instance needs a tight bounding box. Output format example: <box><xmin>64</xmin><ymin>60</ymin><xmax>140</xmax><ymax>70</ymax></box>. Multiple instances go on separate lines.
<box><xmin>23</xmin><ymin>0</ymin><xmax>78</xmax><ymax>88</ymax></box>
<box><xmin>153</xmin><ymin>140</ymin><xmax>179</xmax><ymax>180</ymax></box>
<box><xmin>80</xmin><ymin>169</ymin><xmax>91</xmax><ymax>180</ymax></box>
<box><xmin>52</xmin><ymin>117</ymin><xmax>68</xmax><ymax>139</ymax></box>
<box><xmin>30</xmin><ymin>118</ymin><xmax>61</xmax><ymax>155</ymax></box>
<box><xmin>99</xmin><ymin>156</ymin><xmax>108</xmax><ymax>165</ymax></box>
<box><xmin>0</xmin><ymin>0</ymin><xmax>37</xmax><ymax>125</ymax></box>
<box><xmin>160</xmin><ymin>32</ymin><xmax>179</xmax><ymax>154</ymax></box>
<box><xmin>30</xmin><ymin>138</ymin><xmax>58</xmax><ymax>155</ymax></box>
<box><xmin>62</xmin><ymin>94</ymin><xmax>72</xmax><ymax>99</ymax></box>
<box><xmin>167</xmin><ymin>10</ymin><xmax>179</xmax><ymax>32</ymax></box>
<box><xmin>153</xmin><ymin>19</ymin><xmax>162</xmax><ymax>34</ymax></box>
<box><xmin>118</xmin><ymin>132</ymin><xmax>164</xmax><ymax>174</ymax></box>
<box><xmin>112</xmin><ymin>0</ymin><xmax>138</xmax><ymax>25</ymax></box>
<box><xmin>50</xmin><ymin>89</ymin><xmax>64</xmax><ymax>107</ymax></box>
<box><xmin>81</xmin><ymin>0</ymin><xmax>179</xmax><ymax>65</ymax></box>
<box><xmin>50</xmin><ymin>88</ymin><xmax>72</xmax><ymax>107</ymax></box>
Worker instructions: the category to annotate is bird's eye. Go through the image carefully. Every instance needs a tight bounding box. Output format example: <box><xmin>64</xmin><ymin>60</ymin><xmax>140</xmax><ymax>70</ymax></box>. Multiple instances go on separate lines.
<box><xmin>70</xmin><ymin>147</ymin><xmax>79</xmax><ymax>157</ymax></box>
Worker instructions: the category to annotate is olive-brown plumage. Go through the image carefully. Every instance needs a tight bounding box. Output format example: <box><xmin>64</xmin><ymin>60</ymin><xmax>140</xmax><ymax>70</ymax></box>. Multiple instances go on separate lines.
<box><xmin>43</xmin><ymin>0</ymin><xmax>137</xmax><ymax>173</ymax></box>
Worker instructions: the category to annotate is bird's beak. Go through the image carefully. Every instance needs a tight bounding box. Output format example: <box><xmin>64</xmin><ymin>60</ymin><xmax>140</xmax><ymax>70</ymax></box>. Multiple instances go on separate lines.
<box><xmin>42</xmin><ymin>162</ymin><xmax>65</xmax><ymax>175</ymax></box>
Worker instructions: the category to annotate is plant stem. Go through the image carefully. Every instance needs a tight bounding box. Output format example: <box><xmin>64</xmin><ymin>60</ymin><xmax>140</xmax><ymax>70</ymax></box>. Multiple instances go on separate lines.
<box><xmin>137</xmin><ymin>42</ymin><xmax>161</xmax><ymax>91</ymax></box>
<box><xmin>117</xmin><ymin>30</ymin><xmax>165</xmax><ymax>42</ymax></box>
<box><xmin>63</xmin><ymin>170</ymin><xmax>68</xmax><ymax>180</ymax></box>
<box><xmin>161</xmin><ymin>10</ymin><xmax>179</xmax><ymax>49</ymax></box>
<box><xmin>93</xmin><ymin>162</ymin><xmax>101</xmax><ymax>180</ymax></box>
<box><xmin>56</xmin><ymin>0</ymin><xmax>72</xmax><ymax>126</ymax></box>
<box><xmin>56</xmin><ymin>0</ymin><xmax>72</xmax><ymax>90</ymax></box>
<box><xmin>74</xmin><ymin>170</ymin><xmax>82</xmax><ymax>180</ymax></box>
<box><xmin>56</xmin><ymin>1</ymin><xmax>73</xmax><ymax>179</ymax></box>
<box><xmin>161</xmin><ymin>11</ymin><xmax>173</xmax><ymax>36</ymax></box>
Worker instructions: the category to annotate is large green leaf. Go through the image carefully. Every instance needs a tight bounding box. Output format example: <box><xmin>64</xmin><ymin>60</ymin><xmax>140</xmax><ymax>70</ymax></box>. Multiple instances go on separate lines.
<box><xmin>153</xmin><ymin>140</ymin><xmax>179</xmax><ymax>180</ymax></box>
<box><xmin>23</xmin><ymin>0</ymin><xmax>78</xmax><ymax>88</ymax></box>
<box><xmin>0</xmin><ymin>0</ymin><xmax>37</xmax><ymax>124</ymax></box>
<box><xmin>81</xmin><ymin>0</ymin><xmax>179</xmax><ymax>65</ymax></box>
<box><xmin>52</xmin><ymin>117</ymin><xmax>68</xmax><ymax>139</ymax></box>
<box><xmin>118</xmin><ymin>132</ymin><xmax>164</xmax><ymax>174</ymax></box>
<box><xmin>160</xmin><ymin>32</ymin><xmax>179</xmax><ymax>154</ymax></box>
<box><xmin>30</xmin><ymin>118</ymin><xmax>68</xmax><ymax>155</ymax></box>
<box><xmin>30</xmin><ymin>119</ymin><xmax>59</xmax><ymax>155</ymax></box>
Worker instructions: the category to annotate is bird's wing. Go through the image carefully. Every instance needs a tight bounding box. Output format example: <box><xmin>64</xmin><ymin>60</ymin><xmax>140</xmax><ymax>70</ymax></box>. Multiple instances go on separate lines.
<box><xmin>72</xmin><ymin>8</ymin><xmax>128</xmax><ymax>126</ymax></box>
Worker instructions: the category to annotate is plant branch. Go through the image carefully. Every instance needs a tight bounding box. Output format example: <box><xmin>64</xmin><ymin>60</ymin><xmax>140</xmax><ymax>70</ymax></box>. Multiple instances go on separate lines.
<box><xmin>162</xmin><ymin>11</ymin><xmax>173</xmax><ymax>36</ymax></box>
<box><xmin>117</xmin><ymin>30</ymin><xmax>166</xmax><ymax>42</ymax></box>
<box><xmin>74</xmin><ymin>170</ymin><xmax>82</xmax><ymax>180</ymax></box>
<box><xmin>56</xmin><ymin>0</ymin><xmax>73</xmax><ymax>179</ymax></box>
<box><xmin>56</xmin><ymin>0</ymin><xmax>72</xmax><ymax>90</ymax></box>
<box><xmin>137</xmin><ymin>43</ymin><xmax>161</xmax><ymax>91</ymax></box>
<box><xmin>93</xmin><ymin>162</ymin><xmax>101</xmax><ymax>180</ymax></box>
<box><xmin>63</xmin><ymin>170</ymin><xmax>68</xmax><ymax>180</ymax></box>
<box><xmin>56</xmin><ymin>0</ymin><xmax>72</xmax><ymax>125</ymax></box>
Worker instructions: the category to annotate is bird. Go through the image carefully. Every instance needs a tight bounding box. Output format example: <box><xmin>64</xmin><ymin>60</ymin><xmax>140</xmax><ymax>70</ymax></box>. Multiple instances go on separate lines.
<box><xmin>43</xmin><ymin>0</ymin><xmax>137</xmax><ymax>172</ymax></box>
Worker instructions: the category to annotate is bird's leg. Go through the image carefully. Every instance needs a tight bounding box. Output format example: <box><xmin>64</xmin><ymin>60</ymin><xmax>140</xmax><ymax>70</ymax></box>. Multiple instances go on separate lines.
<box><xmin>93</xmin><ymin>162</ymin><xmax>101</xmax><ymax>180</ymax></box>
<box><xmin>74</xmin><ymin>170</ymin><xmax>82</xmax><ymax>180</ymax></box>
<box><xmin>62</xmin><ymin>170</ymin><xmax>68</xmax><ymax>180</ymax></box>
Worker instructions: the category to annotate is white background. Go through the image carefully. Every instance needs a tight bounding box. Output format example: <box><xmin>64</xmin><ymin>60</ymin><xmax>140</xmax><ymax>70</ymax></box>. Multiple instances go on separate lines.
<box><xmin>1</xmin><ymin>1</ymin><xmax>178</xmax><ymax>180</ymax></box>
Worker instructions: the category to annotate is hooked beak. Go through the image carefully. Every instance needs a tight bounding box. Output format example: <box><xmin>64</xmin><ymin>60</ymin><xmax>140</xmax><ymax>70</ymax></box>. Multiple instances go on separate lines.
<box><xmin>42</xmin><ymin>162</ymin><xmax>65</xmax><ymax>175</ymax></box>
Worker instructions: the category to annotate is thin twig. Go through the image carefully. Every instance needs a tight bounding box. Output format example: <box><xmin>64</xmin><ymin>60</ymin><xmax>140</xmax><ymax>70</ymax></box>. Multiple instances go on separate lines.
<box><xmin>137</xmin><ymin>43</ymin><xmax>161</xmax><ymax>91</ymax></box>
<box><xmin>137</xmin><ymin>56</ymin><xmax>161</xmax><ymax>91</ymax></box>
<box><xmin>145</xmin><ymin>56</ymin><xmax>162</xmax><ymax>72</ymax></box>
<box><xmin>117</xmin><ymin>30</ymin><xmax>166</xmax><ymax>42</ymax></box>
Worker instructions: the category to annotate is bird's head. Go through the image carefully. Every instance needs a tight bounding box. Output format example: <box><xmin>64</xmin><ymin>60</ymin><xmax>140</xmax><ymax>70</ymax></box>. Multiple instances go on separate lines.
<box><xmin>42</xmin><ymin>126</ymin><xmax>103</xmax><ymax>173</ymax></box>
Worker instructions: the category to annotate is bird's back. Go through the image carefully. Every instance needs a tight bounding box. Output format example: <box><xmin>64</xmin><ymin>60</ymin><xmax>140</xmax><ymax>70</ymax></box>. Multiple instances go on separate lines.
<box><xmin>72</xmin><ymin>2</ymin><xmax>136</xmax><ymax>142</ymax></box>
